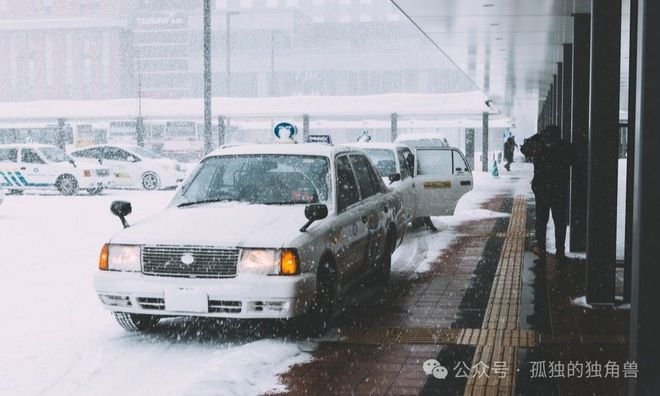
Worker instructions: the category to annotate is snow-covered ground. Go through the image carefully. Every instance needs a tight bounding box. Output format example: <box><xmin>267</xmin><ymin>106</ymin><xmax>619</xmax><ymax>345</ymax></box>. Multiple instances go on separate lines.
<box><xmin>0</xmin><ymin>169</ymin><xmax>514</xmax><ymax>396</ymax></box>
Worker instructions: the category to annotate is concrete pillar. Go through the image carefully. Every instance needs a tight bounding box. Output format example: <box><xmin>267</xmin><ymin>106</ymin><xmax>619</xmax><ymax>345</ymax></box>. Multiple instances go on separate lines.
<box><xmin>56</xmin><ymin>118</ymin><xmax>66</xmax><ymax>150</ymax></box>
<box><xmin>135</xmin><ymin>117</ymin><xmax>144</xmax><ymax>147</ymax></box>
<box><xmin>562</xmin><ymin>44</ymin><xmax>573</xmax><ymax>141</ymax></box>
<box><xmin>482</xmin><ymin>112</ymin><xmax>489</xmax><ymax>172</ymax></box>
<box><xmin>390</xmin><ymin>113</ymin><xmax>398</xmax><ymax>142</ymax></box>
<box><xmin>218</xmin><ymin>116</ymin><xmax>226</xmax><ymax>146</ymax></box>
<box><xmin>465</xmin><ymin>128</ymin><xmax>475</xmax><ymax>170</ymax></box>
<box><xmin>557</xmin><ymin>64</ymin><xmax>563</xmax><ymax>127</ymax></box>
<box><xmin>585</xmin><ymin>0</ymin><xmax>621</xmax><ymax>306</ymax></box>
<box><xmin>624</xmin><ymin>0</ymin><xmax>638</xmax><ymax>304</ymax></box>
<box><xmin>630</xmin><ymin>0</ymin><xmax>660</xmax><ymax>392</ymax></box>
<box><xmin>303</xmin><ymin>114</ymin><xmax>310</xmax><ymax>142</ymax></box>
<box><xmin>570</xmin><ymin>13</ymin><xmax>591</xmax><ymax>252</ymax></box>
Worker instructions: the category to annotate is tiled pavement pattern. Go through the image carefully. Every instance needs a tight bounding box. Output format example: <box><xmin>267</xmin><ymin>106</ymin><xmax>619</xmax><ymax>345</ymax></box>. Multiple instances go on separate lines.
<box><xmin>276</xmin><ymin>177</ymin><xmax>630</xmax><ymax>395</ymax></box>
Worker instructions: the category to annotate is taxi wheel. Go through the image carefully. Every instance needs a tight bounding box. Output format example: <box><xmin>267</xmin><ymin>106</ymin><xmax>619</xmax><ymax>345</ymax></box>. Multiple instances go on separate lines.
<box><xmin>56</xmin><ymin>174</ymin><xmax>79</xmax><ymax>196</ymax></box>
<box><xmin>142</xmin><ymin>172</ymin><xmax>161</xmax><ymax>190</ymax></box>
<box><xmin>300</xmin><ymin>261</ymin><xmax>337</xmax><ymax>336</ymax></box>
<box><xmin>113</xmin><ymin>312</ymin><xmax>160</xmax><ymax>332</ymax></box>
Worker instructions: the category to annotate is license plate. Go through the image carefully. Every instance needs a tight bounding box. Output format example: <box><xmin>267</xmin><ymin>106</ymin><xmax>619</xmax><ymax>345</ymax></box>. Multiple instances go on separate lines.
<box><xmin>164</xmin><ymin>289</ymin><xmax>208</xmax><ymax>313</ymax></box>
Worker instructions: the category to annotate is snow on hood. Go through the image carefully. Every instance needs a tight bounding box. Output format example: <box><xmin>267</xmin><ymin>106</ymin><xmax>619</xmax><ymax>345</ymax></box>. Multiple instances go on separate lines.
<box><xmin>110</xmin><ymin>202</ymin><xmax>309</xmax><ymax>248</ymax></box>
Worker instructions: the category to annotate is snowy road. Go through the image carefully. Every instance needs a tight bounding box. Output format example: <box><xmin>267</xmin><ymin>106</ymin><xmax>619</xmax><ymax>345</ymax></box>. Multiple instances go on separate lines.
<box><xmin>0</xmin><ymin>171</ymin><xmax>515</xmax><ymax>396</ymax></box>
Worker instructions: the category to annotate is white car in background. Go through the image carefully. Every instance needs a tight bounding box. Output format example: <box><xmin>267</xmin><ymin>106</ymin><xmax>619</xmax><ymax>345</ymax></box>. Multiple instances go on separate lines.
<box><xmin>0</xmin><ymin>144</ymin><xmax>111</xmax><ymax>195</ymax></box>
<box><xmin>349</xmin><ymin>141</ymin><xmax>473</xmax><ymax>228</ymax></box>
<box><xmin>94</xmin><ymin>143</ymin><xmax>400</xmax><ymax>334</ymax></box>
<box><xmin>70</xmin><ymin>145</ymin><xmax>187</xmax><ymax>190</ymax></box>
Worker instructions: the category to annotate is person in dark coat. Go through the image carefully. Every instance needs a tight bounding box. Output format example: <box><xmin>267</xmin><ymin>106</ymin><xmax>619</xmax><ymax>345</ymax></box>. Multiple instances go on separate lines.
<box><xmin>503</xmin><ymin>136</ymin><xmax>518</xmax><ymax>171</ymax></box>
<box><xmin>520</xmin><ymin>125</ymin><xmax>575</xmax><ymax>259</ymax></box>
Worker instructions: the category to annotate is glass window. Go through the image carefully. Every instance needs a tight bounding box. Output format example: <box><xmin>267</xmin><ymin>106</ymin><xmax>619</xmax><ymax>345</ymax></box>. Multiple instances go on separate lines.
<box><xmin>416</xmin><ymin>149</ymin><xmax>452</xmax><ymax>176</ymax></box>
<box><xmin>177</xmin><ymin>155</ymin><xmax>330</xmax><ymax>206</ymax></box>
<box><xmin>453</xmin><ymin>150</ymin><xmax>470</xmax><ymax>172</ymax></box>
<box><xmin>362</xmin><ymin>149</ymin><xmax>396</xmax><ymax>177</ymax></box>
<box><xmin>39</xmin><ymin>147</ymin><xmax>71</xmax><ymax>163</ymax></box>
<box><xmin>396</xmin><ymin>148</ymin><xmax>412</xmax><ymax>179</ymax></box>
<box><xmin>0</xmin><ymin>148</ymin><xmax>18</xmax><ymax>162</ymax></box>
<box><xmin>72</xmin><ymin>147</ymin><xmax>101</xmax><ymax>158</ymax></box>
<box><xmin>350</xmin><ymin>154</ymin><xmax>379</xmax><ymax>199</ymax></box>
<box><xmin>125</xmin><ymin>146</ymin><xmax>162</xmax><ymax>159</ymax></box>
<box><xmin>335</xmin><ymin>155</ymin><xmax>360</xmax><ymax>212</ymax></box>
<box><xmin>101</xmin><ymin>147</ymin><xmax>132</xmax><ymax>161</ymax></box>
<box><xmin>21</xmin><ymin>148</ymin><xmax>45</xmax><ymax>164</ymax></box>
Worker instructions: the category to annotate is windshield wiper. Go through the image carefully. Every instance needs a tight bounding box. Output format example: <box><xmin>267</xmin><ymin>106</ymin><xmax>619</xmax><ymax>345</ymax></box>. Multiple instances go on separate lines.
<box><xmin>177</xmin><ymin>198</ymin><xmax>233</xmax><ymax>207</ymax></box>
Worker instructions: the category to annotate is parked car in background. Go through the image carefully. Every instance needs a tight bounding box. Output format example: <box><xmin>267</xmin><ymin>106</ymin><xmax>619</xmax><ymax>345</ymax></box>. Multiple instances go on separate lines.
<box><xmin>394</xmin><ymin>132</ymin><xmax>450</xmax><ymax>150</ymax></box>
<box><xmin>94</xmin><ymin>143</ymin><xmax>400</xmax><ymax>334</ymax></box>
<box><xmin>350</xmin><ymin>141</ymin><xmax>473</xmax><ymax>226</ymax></box>
<box><xmin>0</xmin><ymin>144</ymin><xmax>111</xmax><ymax>195</ymax></box>
<box><xmin>70</xmin><ymin>144</ymin><xmax>187</xmax><ymax>190</ymax></box>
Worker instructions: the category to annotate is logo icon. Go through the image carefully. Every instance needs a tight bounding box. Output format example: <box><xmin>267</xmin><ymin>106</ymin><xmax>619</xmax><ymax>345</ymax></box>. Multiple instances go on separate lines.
<box><xmin>274</xmin><ymin>122</ymin><xmax>297</xmax><ymax>139</ymax></box>
<box><xmin>180</xmin><ymin>253</ymin><xmax>195</xmax><ymax>265</ymax></box>
<box><xmin>423</xmin><ymin>359</ymin><xmax>448</xmax><ymax>379</ymax></box>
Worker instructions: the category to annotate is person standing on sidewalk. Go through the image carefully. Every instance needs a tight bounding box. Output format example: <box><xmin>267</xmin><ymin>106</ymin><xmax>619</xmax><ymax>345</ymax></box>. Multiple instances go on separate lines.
<box><xmin>503</xmin><ymin>136</ymin><xmax>518</xmax><ymax>171</ymax></box>
<box><xmin>520</xmin><ymin>125</ymin><xmax>575</xmax><ymax>259</ymax></box>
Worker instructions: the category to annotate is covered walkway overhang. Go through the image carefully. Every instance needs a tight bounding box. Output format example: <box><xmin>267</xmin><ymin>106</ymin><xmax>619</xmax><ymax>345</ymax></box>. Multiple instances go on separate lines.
<box><xmin>389</xmin><ymin>0</ymin><xmax>658</xmax><ymax>394</ymax></box>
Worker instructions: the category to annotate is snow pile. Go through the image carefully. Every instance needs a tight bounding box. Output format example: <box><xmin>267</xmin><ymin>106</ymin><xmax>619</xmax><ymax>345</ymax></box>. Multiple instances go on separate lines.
<box><xmin>188</xmin><ymin>340</ymin><xmax>314</xmax><ymax>396</ymax></box>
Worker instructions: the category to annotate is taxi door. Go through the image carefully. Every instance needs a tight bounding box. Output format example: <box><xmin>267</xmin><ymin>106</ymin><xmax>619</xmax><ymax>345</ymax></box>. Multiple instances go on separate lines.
<box><xmin>412</xmin><ymin>147</ymin><xmax>473</xmax><ymax>217</ymax></box>
<box><xmin>349</xmin><ymin>154</ymin><xmax>387</xmax><ymax>276</ymax></box>
<box><xmin>333</xmin><ymin>155</ymin><xmax>370</xmax><ymax>286</ymax></box>
<box><xmin>0</xmin><ymin>147</ymin><xmax>20</xmax><ymax>188</ymax></box>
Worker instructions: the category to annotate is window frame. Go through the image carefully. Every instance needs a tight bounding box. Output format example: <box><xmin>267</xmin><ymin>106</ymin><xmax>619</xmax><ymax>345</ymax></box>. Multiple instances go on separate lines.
<box><xmin>334</xmin><ymin>154</ymin><xmax>362</xmax><ymax>214</ymax></box>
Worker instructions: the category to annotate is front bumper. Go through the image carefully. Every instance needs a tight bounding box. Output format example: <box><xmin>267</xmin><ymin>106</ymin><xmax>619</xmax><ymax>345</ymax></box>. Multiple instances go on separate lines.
<box><xmin>94</xmin><ymin>271</ymin><xmax>316</xmax><ymax>319</ymax></box>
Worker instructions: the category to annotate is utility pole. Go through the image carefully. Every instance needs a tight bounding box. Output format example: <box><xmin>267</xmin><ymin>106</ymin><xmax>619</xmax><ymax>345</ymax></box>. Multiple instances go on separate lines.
<box><xmin>203</xmin><ymin>0</ymin><xmax>213</xmax><ymax>154</ymax></box>
<box><xmin>136</xmin><ymin>49</ymin><xmax>144</xmax><ymax>147</ymax></box>
<box><xmin>226</xmin><ymin>11</ymin><xmax>239</xmax><ymax>97</ymax></box>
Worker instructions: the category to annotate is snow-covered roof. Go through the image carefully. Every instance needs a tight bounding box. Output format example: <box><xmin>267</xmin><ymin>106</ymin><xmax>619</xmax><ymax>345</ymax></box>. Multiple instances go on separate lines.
<box><xmin>0</xmin><ymin>91</ymin><xmax>496</xmax><ymax>122</ymax></box>
<box><xmin>346</xmin><ymin>142</ymin><xmax>408</xmax><ymax>151</ymax></box>
<box><xmin>206</xmin><ymin>142</ymin><xmax>351</xmax><ymax>159</ymax></box>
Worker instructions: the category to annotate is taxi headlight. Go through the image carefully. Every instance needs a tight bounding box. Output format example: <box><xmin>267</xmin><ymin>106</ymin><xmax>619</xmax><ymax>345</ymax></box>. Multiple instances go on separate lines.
<box><xmin>107</xmin><ymin>244</ymin><xmax>141</xmax><ymax>272</ymax></box>
<box><xmin>239</xmin><ymin>249</ymin><xmax>279</xmax><ymax>275</ymax></box>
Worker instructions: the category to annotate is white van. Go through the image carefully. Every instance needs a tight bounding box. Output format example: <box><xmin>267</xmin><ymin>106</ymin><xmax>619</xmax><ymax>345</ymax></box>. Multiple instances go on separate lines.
<box><xmin>0</xmin><ymin>144</ymin><xmax>111</xmax><ymax>195</ymax></box>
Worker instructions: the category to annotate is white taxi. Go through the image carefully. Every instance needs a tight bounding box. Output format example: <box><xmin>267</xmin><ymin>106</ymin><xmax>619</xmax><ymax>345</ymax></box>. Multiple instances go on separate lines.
<box><xmin>349</xmin><ymin>142</ymin><xmax>473</xmax><ymax>227</ymax></box>
<box><xmin>94</xmin><ymin>143</ymin><xmax>400</xmax><ymax>333</ymax></box>
<box><xmin>0</xmin><ymin>144</ymin><xmax>111</xmax><ymax>195</ymax></box>
<box><xmin>70</xmin><ymin>144</ymin><xmax>186</xmax><ymax>190</ymax></box>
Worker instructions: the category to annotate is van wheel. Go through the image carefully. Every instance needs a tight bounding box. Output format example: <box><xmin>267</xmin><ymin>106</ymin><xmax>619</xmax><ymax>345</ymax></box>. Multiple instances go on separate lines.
<box><xmin>295</xmin><ymin>261</ymin><xmax>337</xmax><ymax>337</ymax></box>
<box><xmin>141</xmin><ymin>172</ymin><xmax>160</xmax><ymax>190</ymax></box>
<box><xmin>113</xmin><ymin>312</ymin><xmax>160</xmax><ymax>332</ymax></box>
<box><xmin>56</xmin><ymin>174</ymin><xmax>79</xmax><ymax>196</ymax></box>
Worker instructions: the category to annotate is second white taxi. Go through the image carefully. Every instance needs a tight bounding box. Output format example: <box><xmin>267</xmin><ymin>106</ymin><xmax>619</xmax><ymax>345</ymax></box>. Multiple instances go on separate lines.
<box><xmin>94</xmin><ymin>143</ymin><xmax>401</xmax><ymax>334</ymax></box>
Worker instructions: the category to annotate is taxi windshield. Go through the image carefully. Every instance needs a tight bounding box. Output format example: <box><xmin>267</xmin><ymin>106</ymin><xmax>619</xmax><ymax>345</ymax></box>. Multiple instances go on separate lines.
<box><xmin>39</xmin><ymin>147</ymin><xmax>72</xmax><ymax>163</ymax></box>
<box><xmin>176</xmin><ymin>154</ymin><xmax>331</xmax><ymax>206</ymax></box>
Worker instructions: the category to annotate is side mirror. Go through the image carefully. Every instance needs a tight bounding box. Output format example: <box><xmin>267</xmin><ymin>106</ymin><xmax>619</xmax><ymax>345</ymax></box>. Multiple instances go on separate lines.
<box><xmin>388</xmin><ymin>173</ymin><xmax>401</xmax><ymax>184</ymax></box>
<box><xmin>300</xmin><ymin>203</ymin><xmax>328</xmax><ymax>232</ymax></box>
<box><xmin>110</xmin><ymin>200</ymin><xmax>132</xmax><ymax>228</ymax></box>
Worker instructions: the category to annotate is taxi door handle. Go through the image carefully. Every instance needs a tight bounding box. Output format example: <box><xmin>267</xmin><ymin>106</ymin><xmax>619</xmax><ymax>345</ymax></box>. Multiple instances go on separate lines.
<box><xmin>20</xmin><ymin>167</ymin><xmax>26</xmax><ymax>170</ymax></box>
<box><xmin>361</xmin><ymin>215</ymin><xmax>368</xmax><ymax>224</ymax></box>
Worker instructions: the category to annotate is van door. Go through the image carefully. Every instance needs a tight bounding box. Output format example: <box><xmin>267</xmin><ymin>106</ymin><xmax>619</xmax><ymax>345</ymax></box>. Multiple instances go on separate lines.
<box><xmin>412</xmin><ymin>147</ymin><xmax>473</xmax><ymax>217</ymax></box>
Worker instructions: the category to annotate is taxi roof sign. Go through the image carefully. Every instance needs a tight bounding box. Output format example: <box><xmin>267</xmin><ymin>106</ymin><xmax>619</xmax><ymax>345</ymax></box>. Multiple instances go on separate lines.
<box><xmin>274</xmin><ymin>122</ymin><xmax>297</xmax><ymax>140</ymax></box>
<box><xmin>306</xmin><ymin>134</ymin><xmax>332</xmax><ymax>144</ymax></box>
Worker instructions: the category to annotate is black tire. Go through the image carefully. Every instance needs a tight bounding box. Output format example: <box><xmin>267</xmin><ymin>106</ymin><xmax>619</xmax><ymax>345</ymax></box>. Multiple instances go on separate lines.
<box><xmin>373</xmin><ymin>231</ymin><xmax>395</xmax><ymax>285</ymax></box>
<box><xmin>423</xmin><ymin>217</ymin><xmax>438</xmax><ymax>232</ymax></box>
<box><xmin>113</xmin><ymin>312</ymin><xmax>160</xmax><ymax>332</ymax></box>
<box><xmin>56</xmin><ymin>174</ymin><xmax>79</xmax><ymax>196</ymax></box>
<box><xmin>297</xmin><ymin>261</ymin><xmax>337</xmax><ymax>337</ymax></box>
<box><xmin>86</xmin><ymin>187</ymin><xmax>104</xmax><ymax>195</ymax></box>
<box><xmin>141</xmin><ymin>172</ymin><xmax>160</xmax><ymax>190</ymax></box>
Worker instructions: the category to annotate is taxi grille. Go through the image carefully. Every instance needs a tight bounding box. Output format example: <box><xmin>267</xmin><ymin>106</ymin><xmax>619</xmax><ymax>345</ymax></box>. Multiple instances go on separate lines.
<box><xmin>142</xmin><ymin>245</ymin><xmax>239</xmax><ymax>278</ymax></box>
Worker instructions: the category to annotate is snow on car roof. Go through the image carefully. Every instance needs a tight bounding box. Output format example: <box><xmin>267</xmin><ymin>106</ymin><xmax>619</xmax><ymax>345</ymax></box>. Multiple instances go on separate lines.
<box><xmin>205</xmin><ymin>143</ymin><xmax>352</xmax><ymax>159</ymax></box>
<box><xmin>346</xmin><ymin>142</ymin><xmax>409</xmax><ymax>151</ymax></box>
<box><xmin>0</xmin><ymin>143</ymin><xmax>58</xmax><ymax>149</ymax></box>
